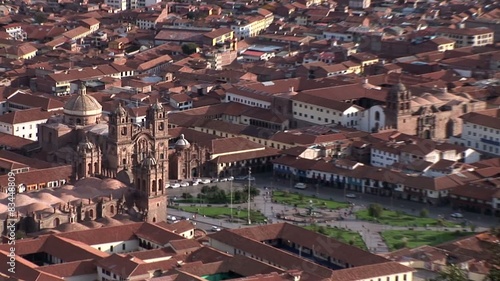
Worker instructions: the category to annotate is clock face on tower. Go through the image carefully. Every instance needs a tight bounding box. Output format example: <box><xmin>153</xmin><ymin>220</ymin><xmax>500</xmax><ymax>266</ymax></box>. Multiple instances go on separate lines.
<box><xmin>18</xmin><ymin>184</ymin><xmax>26</xmax><ymax>193</ymax></box>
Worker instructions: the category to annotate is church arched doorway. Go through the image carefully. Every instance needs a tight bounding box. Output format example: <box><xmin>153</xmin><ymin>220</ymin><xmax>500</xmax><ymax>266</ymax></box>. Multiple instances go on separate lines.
<box><xmin>423</xmin><ymin>130</ymin><xmax>431</xmax><ymax>139</ymax></box>
<box><xmin>53</xmin><ymin>218</ymin><xmax>60</xmax><ymax>227</ymax></box>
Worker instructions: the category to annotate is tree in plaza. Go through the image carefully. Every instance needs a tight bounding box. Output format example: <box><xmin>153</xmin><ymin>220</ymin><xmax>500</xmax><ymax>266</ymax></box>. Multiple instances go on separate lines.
<box><xmin>317</xmin><ymin>226</ymin><xmax>328</xmax><ymax>235</ymax></box>
<box><xmin>420</xmin><ymin>208</ymin><xmax>429</xmax><ymax>218</ymax></box>
<box><xmin>368</xmin><ymin>203</ymin><xmax>383</xmax><ymax>218</ymax></box>
<box><xmin>470</xmin><ymin>224</ymin><xmax>477</xmax><ymax>232</ymax></box>
<box><xmin>432</xmin><ymin>265</ymin><xmax>468</xmax><ymax>281</ymax></box>
<box><xmin>298</xmin><ymin>193</ymin><xmax>304</xmax><ymax>202</ymax></box>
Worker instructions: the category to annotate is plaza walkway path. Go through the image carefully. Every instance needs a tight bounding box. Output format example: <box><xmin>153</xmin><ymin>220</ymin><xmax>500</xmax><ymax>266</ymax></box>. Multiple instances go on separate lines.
<box><xmin>169</xmin><ymin>190</ymin><xmax>488</xmax><ymax>254</ymax></box>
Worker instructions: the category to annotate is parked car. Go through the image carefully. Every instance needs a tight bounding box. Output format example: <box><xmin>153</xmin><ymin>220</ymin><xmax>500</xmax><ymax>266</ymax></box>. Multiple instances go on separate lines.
<box><xmin>211</xmin><ymin>178</ymin><xmax>219</xmax><ymax>183</ymax></box>
<box><xmin>220</xmin><ymin>178</ymin><xmax>228</xmax><ymax>182</ymax></box>
<box><xmin>345</xmin><ymin>193</ymin><xmax>357</xmax><ymax>198</ymax></box>
<box><xmin>294</xmin><ymin>183</ymin><xmax>307</xmax><ymax>189</ymax></box>
<box><xmin>201</xmin><ymin>179</ymin><xmax>211</xmax><ymax>184</ymax></box>
<box><xmin>211</xmin><ymin>226</ymin><xmax>221</xmax><ymax>232</ymax></box>
<box><xmin>235</xmin><ymin>176</ymin><xmax>256</xmax><ymax>181</ymax></box>
<box><xmin>180</xmin><ymin>182</ymin><xmax>189</xmax><ymax>187</ymax></box>
<box><xmin>228</xmin><ymin>176</ymin><xmax>234</xmax><ymax>181</ymax></box>
<box><xmin>165</xmin><ymin>183</ymin><xmax>170</xmax><ymax>189</ymax></box>
<box><xmin>191</xmin><ymin>181</ymin><xmax>199</xmax><ymax>186</ymax></box>
<box><xmin>450</xmin><ymin>213</ymin><xmax>464</xmax><ymax>218</ymax></box>
<box><xmin>171</xmin><ymin>183</ymin><xmax>180</xmax><ymax>189</ymax></box>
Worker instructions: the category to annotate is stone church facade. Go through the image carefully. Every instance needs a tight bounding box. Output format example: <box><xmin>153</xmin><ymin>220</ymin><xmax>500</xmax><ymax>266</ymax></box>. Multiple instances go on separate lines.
<box><xmin>36</xmin><ymin>83</ymin><xmax>187</xmax><ymax>224</ymax></box>
<box><xmin>383</xmin><ymin>82</ymin><xmax>486</xmax><ymax>140</ymax></box>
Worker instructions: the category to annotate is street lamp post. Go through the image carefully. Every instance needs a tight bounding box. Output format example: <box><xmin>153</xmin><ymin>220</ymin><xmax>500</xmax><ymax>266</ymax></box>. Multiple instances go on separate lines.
<box><xmin>230</xmin><ymin>170</ymin><xmax>233</xmax><ymax>222</ymax></box>
<box><xmin>247</xmin><ymin>167</ymin><xmax>252</xmax><ymax>225</ymax></box>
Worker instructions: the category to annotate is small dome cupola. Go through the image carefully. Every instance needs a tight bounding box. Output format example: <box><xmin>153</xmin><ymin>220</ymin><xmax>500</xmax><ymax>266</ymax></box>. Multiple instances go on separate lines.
<box><xmin>391</xmin><ymin>82</ymin><xmax>407</xmax><ymax>93</ymax></box>
<box><xmin>151</xmin><ymin>99</ymin><xmax>163</xmax><ymax>111</ymax></box>
<box><xmin>77</xmin><ymin>136</ymin><xmax>94</xmax><ymax>152</ymax></box>
<box><xmin>175</xmin><ymin>134</ymin><xmax>190</xmax><ymax>150</ymax></box>
<box><xmin>114</xmin><ymin>103</ymin><xmax>128</xmax><ymax>117</ymax></box>
<box><xmin>141</xmin><ymin>155</ymin><xmax>157</xmax><ymax>168</ymax></box>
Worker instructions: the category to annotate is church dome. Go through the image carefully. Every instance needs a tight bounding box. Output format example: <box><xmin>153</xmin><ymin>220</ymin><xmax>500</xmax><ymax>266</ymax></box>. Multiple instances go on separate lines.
<box><xmin>175</xmin><ymin>134</ymin><xmax>190</xmax><ymax>150</ymax></box>
<box><xmin>63</xmin><ymin>84</ymin><xmax>102</xmax><ymax>117</ymax></box>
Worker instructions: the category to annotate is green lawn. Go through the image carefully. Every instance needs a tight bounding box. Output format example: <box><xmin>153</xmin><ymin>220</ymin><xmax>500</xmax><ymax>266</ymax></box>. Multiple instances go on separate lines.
<box><xmin>272</xmin><ymin>191</ymin><xmax>349</xmax><ymax>210</ymax></box>
<box><xmin>305</xmin><ymin>225</ymin><xmax>366</xmax><ymax>250</ymax></box>
<box><xmin>355</xmin><ymin>209</ymin><xmax>456</xmax><ymax>227</ymax></box>
<box><xmin>382</xmin><ymin>230</ymin><xmax>473</xmax><ymax>251</ymax></box>
<box><xmin>176</xmin><ymin>206</ymin><xmax>266</xmax><ymax>223</ymax></box>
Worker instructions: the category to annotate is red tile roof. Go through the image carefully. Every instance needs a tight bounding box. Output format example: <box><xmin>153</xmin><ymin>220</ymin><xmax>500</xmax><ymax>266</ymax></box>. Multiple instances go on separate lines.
<box><xmin>0</xmin><ymin>107</ymin><xmax>55</xmax><ymax>124</ymax></box>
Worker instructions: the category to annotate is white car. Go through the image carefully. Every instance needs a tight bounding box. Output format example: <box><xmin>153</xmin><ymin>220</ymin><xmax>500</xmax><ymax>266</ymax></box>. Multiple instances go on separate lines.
<box><xmin>201</xmin><ymin>179</ymin><xmax>211</xmax><ymax>184</ymax></box>
<box><xmin>211</xmin><ymin>226</ymin><xmax>221</xmax><ymax>232</ymax></box>
<box><xmin>171</xmin><ymin>183</ymin><xmax>180</xmax><ymax>189</ymax></box>
<box><xmin>191</xmin><ymin>181</ymin><xmax>199</xmax><ymax>186</ymax></box>
<box><xmin>165</xmin><ymin>183</ymin><xmax>170</xmax><ymax>189</ymax></box>
<box><xmin>180</xmin><ymin>182</ymin><xmax>189</xmax><ymax>187</ymax></box>
<box><xmin>345</xmin><ymin>193</ymin><xmax>357</xmax><ymax>198</ymax></box>
<box><xmin>211</xmin><ymin>178</ymin><xmax>219</xmax><ymax>183</ymax></box>
<box><xmin>220</xmin><ymin>178</ymin><xmax>228</xmax><ymax>182</ymax></box>
<box><xmin>294</xmin><ymin>183</ymin><xmax>307</xmax><ymax>189</ymax></box>
<box><xmin>228</xmin><ymin>176</ymin><xmax>234</xmax><ymax>181</ymax></box>
<box><xmin>450</xmin><ymin>213</ymin><xmax>464</xmax><ymax>218</ymax></box>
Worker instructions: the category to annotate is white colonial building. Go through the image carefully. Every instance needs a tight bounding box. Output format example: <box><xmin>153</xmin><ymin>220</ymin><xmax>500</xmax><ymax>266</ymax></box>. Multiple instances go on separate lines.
<box><xmin>0</xmin><ymin>108</ymin><xmax>53</xmax><ymax>141</ymax></box>
<box><xmin>450</xmin><ymin>109</ymin><xmax>500</xmax><ymax>156</ymax></box>
<box><xmin>291</xmin><ymin>93</ymin><xmax>363</xmax><ymax>128</ymax></box>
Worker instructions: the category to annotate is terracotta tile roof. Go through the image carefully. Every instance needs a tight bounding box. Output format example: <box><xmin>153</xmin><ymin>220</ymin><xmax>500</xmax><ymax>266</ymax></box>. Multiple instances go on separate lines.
<box><xmin>460</xmin><ymin>109</ymin><xmax>500</xmax><ymax>130</ymax></box>
<box><xmin>194</xmin><ymin>119</ymin><xmax>247</xmax><ymax>135</ymax></box>
<box><xmin>168</xmin><ymin>239</ymin><xmax>201</xmax><ymax>253</ymax></box>
<box><xmin>0</xmin><ymin>249</ymin><xmax>64</xmax><ymax>281</ymax></box>
<box><xmin>8</xmin><ymin>92</ymin><xmax>65</xmax><ymax>111</ymax></box>
<box><xmin>184</xmin><ymin>247</ymin><xmax>232</xmax><ymax>263</ymax></box>
<box><xmin>291</xmin><ymin>92</ymin><xmax>357</xmax><ymax>112</ymax></box>
<box><xmin>210</xmin><ymin>137</ymin><xmax>263</xmax><ymax>154</ymax></box>
<box><xmin>451</xmin><ymin>181</ymin><xmax>500</xmax><ymax>201</ymax></box>
<box><xmin>135</xmin><ymin>223</ymin><xmax>186</xmax><ymax>246</ymax></box>
<box><xmin>156</xmin><ymin>220</ymin><xmax>196</xmax><ymax>235</ymax></box>
<box><xmin>37</xmin><ymin>259</ymin><xmax>96</xmax><ymax>277</ymax></box>
<box><xmin>168</xmin><ymin>127</ymin><xmax>221</xmax><ymax>147</ymax></box>
<box><xmin>56</xmin><ymin>222</ymin><xmax>143</xmax><ymax>245</ymax></box>
<box><xmin>212</xmin><ymin>147</ymin><xmax>281</xmax><ymax>164</ymax></box>
<box><xmin>129</xmin><ymin>247</ymin><xmax>177</xmax><ymax>260</ymax></box>
<box><xmin>437</xmin><ymin>234</ymin><xmax>493</xmax><ymax>261</ymax></box>
<box><xmin>0</xmin><ymin>107</ymin><xmax>55</xmax><ymax>124</ymax></box>
<box><xmin>330</xmin><ymin>262</ymin><xmax>414</xmax><ymax>281</ymax></box>
<box><xmin>0</xmin><ymin>165</ymin><xmax>72</xmax><ymax>191</ymax></box>
<box><xmin>96</xmin><ymin>254</ymin><xmax>146</xmax><ymax>277</ymax></box>
<box><xmin>0</xmin><ymin>132</ymin><xmax>34</xmax><ymax>149</ymax></box>
<box><xmin>209</xmin><ymin>230</ymin><xmax>333</xmax><ymax>280</ymax></box>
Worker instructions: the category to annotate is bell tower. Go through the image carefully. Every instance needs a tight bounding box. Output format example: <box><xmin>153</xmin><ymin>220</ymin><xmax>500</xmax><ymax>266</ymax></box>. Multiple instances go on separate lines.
<box><xmin>75</xmin><ymin>137</ymin><xmax>101</xmax><ymax>180</ymax></box>
<box><xmin>134</xmin><ymin>155</ymin><xmax>167</xmax><ymax>223</ymax></box>
<box><xmin>109</xmin><ymin>103</ymin><xmax>132</xmax><ymax>143</ymax></box>
<box><xmin>108</xmin><ymin>103</ymin><xmax>133</xmax><ymax>177</ymax></box>
<box><xmin>386</xmin><ymin>82</ymin><xmax>411</xmax><ymax>129</ymax></box>
<box><xmin>146</xmin><ymin>100</ymin><xmax>168</xmax><ymax>139</ymax></box>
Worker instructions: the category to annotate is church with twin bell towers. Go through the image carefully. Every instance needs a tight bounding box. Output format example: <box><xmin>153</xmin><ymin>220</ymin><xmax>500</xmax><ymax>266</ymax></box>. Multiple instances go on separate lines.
<box><xmin>38</xmin><ymin>83</ymin><xmax>170</xmax><ymax>223</ymax></box>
